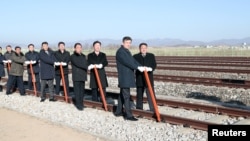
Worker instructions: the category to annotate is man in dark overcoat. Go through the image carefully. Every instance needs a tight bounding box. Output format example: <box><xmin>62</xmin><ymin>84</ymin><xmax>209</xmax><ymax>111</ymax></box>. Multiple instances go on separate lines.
<box><xmin>0</xmin><ymin>47</ymin><xmax>6</xmax><ymax>91</ymax></box>
<box><xmin>133</xmin><ymin>43</ymin><xmax>157</xmax><ymax>112</ymax></box>
<box><xmin>25</xmin><ymin>44</ymin><xmax>41</xmax><ymax>91</ymax></box>
<box><xmin>87</xmin><ymin>40</ymin><xmax>108</xmax><ymax>102</ymax></box>
<box><xmin>54</xmin><ymin>41</ymin><xmax>70</xmax><ymax>96</ymax></box>
<box><xmin>114</xmin><ymin>36</ymin><xmax>144</xmax><ymax>121</ymax></box>
<box><xmin>39</xmin><ymin>41</ymin><xmax>57</xmax><ymax>102</ymax></box>
<box><xmin>70</xmin><ymin>43</ymin><xmax>88</xmax><ymax>111</ymax></box>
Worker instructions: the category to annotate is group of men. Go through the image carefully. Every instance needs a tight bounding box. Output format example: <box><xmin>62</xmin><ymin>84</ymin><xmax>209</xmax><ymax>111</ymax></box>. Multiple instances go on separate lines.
<box><xmin>0</xmin><ymin>36</ymin><xmax>157</xmax><ymax>121</ymax></box>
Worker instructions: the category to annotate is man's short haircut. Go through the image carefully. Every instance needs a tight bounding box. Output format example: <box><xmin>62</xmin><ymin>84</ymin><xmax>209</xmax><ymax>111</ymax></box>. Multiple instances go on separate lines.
<box><xmin>58</xmin><ymin>41</ymin><xmax>65</xmax><ymax>47</ymax></box>
<box><xmin>93</xmin><ymin>40</ymin><xmax>101</xmax><ymax>46</ymax></box>
<box><xmin>6</xmin><ymin>45</ymin><xmax>12</xmax><ymax>49</ymax></box>
<box><xmin>0</xmin><ymin>46</ymin><xmax>2</xmax><ymax>49</ymax></box>
<box><xmin>28</xmin><ymin>44</ymin><xmax>34</xmax><ymax>48</ymax></box>
<box><xmin>15</xmin><ymin>46</ymin><xmax>21</xmax><ymax>50</ymax></box>
<box><xmin>41</xmin><ymin>41</ymin><xmax>48</xmax><ymax>46</ymax></box>
<box><xmin>139</xmin><ymin>43</ymin><xmax>148</xmax><ymax>48</ymax></box>
<box><xmin>122</xmin><ymin>36</ymin><xmax>132</xmax><ymax>42</ymax></box>
<box><xmin>74</xmin><ymin>43</ymin><xmax>82</xmax><ymax>48</ymax></box>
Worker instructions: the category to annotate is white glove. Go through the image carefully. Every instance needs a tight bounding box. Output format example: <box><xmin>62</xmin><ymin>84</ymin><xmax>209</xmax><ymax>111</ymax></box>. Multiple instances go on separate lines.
<box><xmin>31</xmin><ymin>60</ymin><xmax>36</xmax><ymax>64</ymax></box>
<box><xmin>7</xmin><ymin>60</ymin><xmax>12</xmax><ymax>63</ymax></box>
<box><xmin>61</xmin><ymin>62</ymin><xmax>67</xmax><ymax>66</ymax></box>
<box><xmin>137</xmin><ymin>66</ymin><xmax>145</xmax><ymax>72</ymax></box>
<box><xmin>96</xmin><ymin>64</ymin><xmax>103</xmax><ymax>69</ymax></box>
<box><xmin>25</xmin><ymin>61</ymin><xmax>31</xmax><ymax>65</ymax></box>
<box><xmin>146</xmin><ymin>67</ymin><xmax>153</xmax><ymax>72</ymax></box>
<box><xmin>88</xmin><ymin>64</ymin><xmax>94</xmax><ymax>70</ymax></box>
<box><xmin>54</xmin><ymin>62</ymin><xmax>60</xmax><ymax>66</ymax></box>
<box><xmin>3</xmin><ymin>60</ymin><xmax>8</xmax><ymax>63</ymax></box>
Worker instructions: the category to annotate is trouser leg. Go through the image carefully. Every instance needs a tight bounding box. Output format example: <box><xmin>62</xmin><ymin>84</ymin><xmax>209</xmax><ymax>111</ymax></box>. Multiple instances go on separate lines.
<box><xmin>35</xmin><ymin>73</ymin><xmax>41</xmax><ymax>91</ymax></box>
<box><xmin>0</xmin><ymin>77</ymin><xmax>2</xmax><ymax>92</ymax></box>
<box><xmin>99</xmin><ymin>88</ymin><xmax>107</xmax><ymax>102</ymax></box>
<box><xmin>81</xmin><ymin>82</ymin><xmax>85</xmax><ymax>106</ymax></box>
<box><xmin>73</xmin><ymin>81</ymin><xmax>85</xmax><ymax>109</ymax></box>
<box><xmin>55</xmin><ymin>75</ymin><xmax>61</xmax><ymax>95</ymax></box>
<box><xmin>12</xmin><ymin>75</ymin><xmax>17</xmax><ymax>90</ymax></box>
<box><xmin>6</xmin><ymin>75</ymin><xmax>14</xmax><ymax>94</ymax></box>
<box><xmin>122</xmin><ymin>88</ymin><xmax>133</xmax><ymax>118</ymax></box>
<box><xmin>28</xmin><ymin>73</ymin><xmax>32</xmax><ymax>90</ymax></box>
<box><xmin>40</xmin><ymin>80</ymin><xmax>47</xmax><ymax>99</ymax></box>
<box><xmin>145</xmin><ymin>87</ymin><xmax>156</xmax><ymax>112</ymax></box>
<box><xmin>136</xmin><ymin>87</ymin><xmax>144</xmax><ymax>110</ymax></box>
<box><xmin>64</xmin><ymin>74</ymin><xmax>70</xmax><ymax>96</ymax></box>
<box><xmin>91</xmin><ymin>88</ymin><xmax>98</xmax><ymax>101</ymax></box>
<box><xmin>17</xmin><ymin>76</ymin><xmax>25</xmax><ymax>95</ymax></box>
<box><xmin>115</xmin><ymin>88</ymin><xmax>124</xmax><ymax>114</ymax></box>
<box><xmin>47</xmin><ymin>79</ymin><xmax>55</xmax><ymax>99</ymax></box>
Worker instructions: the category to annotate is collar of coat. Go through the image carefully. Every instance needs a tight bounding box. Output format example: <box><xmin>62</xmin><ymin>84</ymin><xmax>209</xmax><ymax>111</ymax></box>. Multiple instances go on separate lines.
<box><xmin>5</xmin><ymin>50</ymin><xmax>14</xmax><ymax>54</ymax></box>
<box><xmin>91</xmin><ymin>51</ymin><xmax>102</xmax><ymax>56</ymax></box>
<box><xmin>57</xmin><ymin>49</ymin><xmax>68</xmax><ymax>54</ymax></box>
<box><xmin>28</xmin><ymin>50</ymin><xmax>38</xmax><ymax>53</ymax></box>
<box><xmin>74</xmin><ymin>51</ymin><xmax>83</xmax><ymax>56</ymax></box>
<box><xmin>40</xmin><ymin>48</ymin><xmax>53</xmax><ymax>53</ymax></box>
<box><xmin>14</xmin><ymin>52</ymin><xmax>24</xmax><ymax>56</ymax></box>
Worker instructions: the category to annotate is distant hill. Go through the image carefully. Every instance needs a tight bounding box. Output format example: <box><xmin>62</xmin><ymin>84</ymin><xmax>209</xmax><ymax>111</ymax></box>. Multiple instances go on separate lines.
<box><xmin>1</xmin><ymin>37</ymin><xmax>250</xmax><ymax>48</ymax></box>
<box><xmin>70</xmin><ymin>37</ymin><xmax>250</xmax><ymax>47</ymax></box>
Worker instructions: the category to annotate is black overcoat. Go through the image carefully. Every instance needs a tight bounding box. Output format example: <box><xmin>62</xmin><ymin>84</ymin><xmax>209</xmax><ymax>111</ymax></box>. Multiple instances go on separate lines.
<box><xmin>87</xmin><ymin>52</ymin><xmax>108</xmax><ymax>88</ymax></box>
<box><xmin>133</xmin><ymin>53</ymin><xmax>157</xmax><ymax>87</ymax></box>
<box><xmin>70</xmin><ymin>51</ymin><xmax>88</xmax><ymax>82</ymax></box>
<box><xmin>54</xmin><ymin>50</ymin><xmax>70</xmax><ymax>75</ymax></box>
<box><xmin>25</xmin><ymin>51</ymin><xmax>40</xmax><ymax>74</ymax></box>
<box><xmin>39</xmin><ymin>48</ymin><xmax>57</xmax><ymax>80</ymax></box>
<box><xmin>116</xmin><ymin>46</ymin><xmax>140</xmax><ymax>88</ymax></box>
<box><xmin>0</xmin><ymin>53</ymin><xmax>6</xmax><ymax>77</ymax></box>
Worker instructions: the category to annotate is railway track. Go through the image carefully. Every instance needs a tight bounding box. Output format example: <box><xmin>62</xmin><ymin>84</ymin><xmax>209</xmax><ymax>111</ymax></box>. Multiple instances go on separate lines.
<box><xmin>106</xmin><ymin>64</ymin><xmax>250</xmax><ymax>73</ymax></box>
<box><xmin>107</xmin><ymin>56</ymin><xmax>250</xmax><ymax>63</ymax></box>
<box><xmin>1</xmin><ymin>78</ymin><xmax>250</xmax><ymax>131</ymax></box>
<box><xmin>108</xmin><ymin>60</ymin><xmax>250</xmax><ymax>67</ymax></box>
<box><xmin>105</xmin><ymin>72</ymin><xmax>250</xmax><ymax>89</ymax></box>
<box><xmin>14</xmin><ymin>65</ymin><xmax>250</xmax><ymax>89</ymax></box>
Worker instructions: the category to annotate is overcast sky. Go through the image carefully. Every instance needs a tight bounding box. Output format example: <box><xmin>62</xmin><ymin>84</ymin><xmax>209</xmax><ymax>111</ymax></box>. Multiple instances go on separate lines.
<box><xmin>1</xmin><ymin>0</ymin><xmax>249</xmax><ymax>45</ymax></box>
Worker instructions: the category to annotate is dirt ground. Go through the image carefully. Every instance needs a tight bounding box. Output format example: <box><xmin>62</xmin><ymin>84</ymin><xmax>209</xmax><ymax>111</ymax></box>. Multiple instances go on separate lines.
<box><xmin>0</xmin><ymin>107</ymin><xmax>108</xmax><ymax>141</ymax></box>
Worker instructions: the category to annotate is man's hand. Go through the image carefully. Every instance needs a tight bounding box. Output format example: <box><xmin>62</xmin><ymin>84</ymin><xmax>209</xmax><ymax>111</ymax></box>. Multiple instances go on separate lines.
<box><xmin>31</xmin><ymin>60</ymin><xmax>36</xmax><ymax>64</ymax></box>
<box><xmin>137</xmin><ymin>66</ymin><xmax>145</xmax><ymax>72</ymax></box>
<box><xmin>61</xmin><ymin>62</ymin><xmax>67</xmax><ymax>66</ymax></box>
<box><xmin>146</xmin><ymin>67</ymin><xmax>152</xmax><ymax>72</ymax></box>
<box><xmin>96</xmin><ymin>64</ymin><xmax>103</xmax><ymax>69</ymax></box>
<box><xmin>3</xmin><ymin>60</ymin><xmax>8</xmax><ymax>63</ymax></box>
<box><xmin>54</xmin><ymin>62</ymin><xmax>60</xmax><ymax>66</ymax></box>
<box><xmin>24</xmin><ymin>61</ymin><xmax>31</xmax><ymax>65</ymax></box>
<box><xmin>88</xmin><ymin>64</ymin><xmax>94</xmax><ymax>70</ymax></box>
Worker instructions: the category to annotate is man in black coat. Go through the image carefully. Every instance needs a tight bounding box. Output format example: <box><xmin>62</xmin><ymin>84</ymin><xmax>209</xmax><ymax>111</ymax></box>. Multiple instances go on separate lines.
<box><xmin>70</xmin><ymin>43</ymin><xmax>88</xmax><ymax>111</ymax></box>
<box><xmin>133</xmin><ymin>43</ymin><xmax>157</xmax><ymax>112</ymax></box>
<box><xmin>87</xmin><ymin>40</ymin><xmax>108</xmax><ymax>102</ymax></box>
<box><xmin>4</xmin><ymin>45</ymin><xmax>14</xmax><ymax>65</ymax></box>
<box><xmin>114</xmin><ymin>36</ymin><xmax>144</xmax><ymax>121</ymax></box>
<box><xmin>4</xmin><ymin>45</ymin><xmax>15</xmax><ymax>74</ymax></box>
<box><xmin>54</xmin><ymin>41</ymin><xmax>70</xmax><ymax>96</ymax></box>
<box><xmin>39</xmin><ymin>41</ymin><xmax>57</xmax><ymax>102</ymax></box>
<box><xmin>25</xmin><ymin>44</ymin><xmax>41</xmax><ymax>91</ymax></box>
<box><xmin>0</xmin><ymin>47</ymin><xmax>5</xmax><ymax>91</ymax></box>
